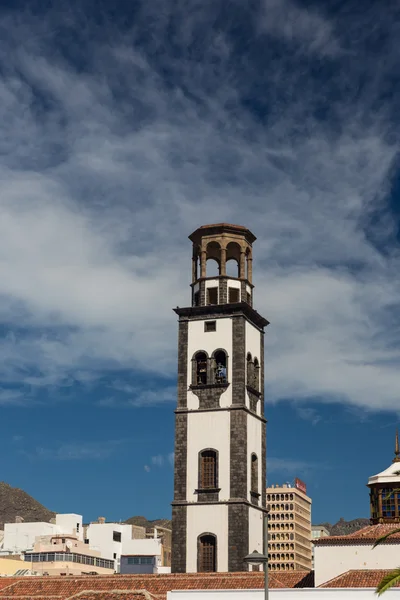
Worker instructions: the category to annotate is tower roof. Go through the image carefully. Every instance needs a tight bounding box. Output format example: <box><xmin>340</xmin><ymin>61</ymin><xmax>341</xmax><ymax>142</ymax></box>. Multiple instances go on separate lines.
<box><xmin>189</xmin><ymin>223</ymin><xmax>256</xmax><ymax>245</ymax></box>
<box><xmin>367</xmin><ymin>430</ymin><xmax>400</xmax><ymax>486</ymax></box>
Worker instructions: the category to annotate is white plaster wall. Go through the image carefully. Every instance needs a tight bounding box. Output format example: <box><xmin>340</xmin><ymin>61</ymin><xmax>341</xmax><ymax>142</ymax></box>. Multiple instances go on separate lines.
<box><xmin>3</xmin><ymin>522</ymin><xmax>58</xmax><ymax>552</ymax></box>
<box><xmin>86</xmin><ymin>522</ymin><xmax>134</xmax><ymax>568</ymax></box>
<box><xmin>123</xmin><ymin>538</ymin><xmax>161</xmax><ymax>557</ymax></box>
<box><xmin>168</xmin><ymin>590</ymin><xmax>399</xmax><ymax>600</ymax></box>
<box><xmin>248</xmin><ymin>507</ymin><xmax>263</xmax><ymax>555</ymax></box>
<box><xmin>187</xmin><ymin>317</ymin><xmax>233</xmax><ymax>409</ymax></box>
<box><xmin>314</xmin><ymin>543</ymin><xmax>400</xmax><ymax>586</ymax></box>
<box><xmin>187</xmin><ymin>411</ymin><xmax>230</xmax><ymax>501</ymax></box>
<box><xmin>245</xmin><ymin>320</ymin><xmax>262</xmax><ymax>365</ymax></box>
<box><xmin>247</xmin><ymin>417</ymin><xmax>263</xmax><ymax>502</ymax></box>
<box><xmin>245</xmin><ymin>320</ymin><xmax>262</xmax><ymax>413</ymax></box>
<box><xmin>186</xmin><ymin>504</ymin><xmax>228</xmax><ymax>573</ymax></box>
<box><xmin>226</xmin><ymin>278</ymin><xmax>241</xmax><ymax>289</ymax></box>
<box><xmin>246</xmin><ymin>284</ymin><xmax>252</xmax><ymax>295</ymax></box>
<box><xmin>55</xmin><ymin>514</ymin><xmax>83</xmax><ymax>541</ymax></box>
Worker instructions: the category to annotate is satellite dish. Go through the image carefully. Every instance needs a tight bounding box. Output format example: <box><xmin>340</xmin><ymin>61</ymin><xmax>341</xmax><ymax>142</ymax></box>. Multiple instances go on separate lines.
<box><xmin>66</xmin><ymin>541</ymin><xmax>72</xmax><ymax>550</ymax></box>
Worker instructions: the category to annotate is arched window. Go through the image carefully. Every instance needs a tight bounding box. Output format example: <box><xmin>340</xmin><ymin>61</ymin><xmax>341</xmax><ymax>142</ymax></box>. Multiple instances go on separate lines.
<box><xmin>213</xmin><ymin>350</ymin><xmax>228</xmax><ymax>384</ymax></box>
<box><xmin>198</xmin><ymin>534</ymin><xmax>217</xmax><ymax>572</ymax></box>
<box><xmin>194</xmin><ymin>352</ymin><xmax>208</xmax><ymax>385</ymax></box>
<box><xmin>246</xmin><ymin>353</ymin><xmax>253</xmax><ymax>386</ymax></box>
<box><xmin>253</xmin><ymin>358</ymin><xmax>260</xmax><ymax>391</ymax></box>
<box><xmin>206</xmin><ymin>241</ymin><xmax>221</xmax><ymax>277</ymax></box>
<box><xmin>199</xmin><ymin>450</ymin><xmax>217</xmax><ymax>489</ymax></box>
<box><xmin>251</xmin><ymin>454</ymin><xmax>258</xmax><ymax>495</ymax></box>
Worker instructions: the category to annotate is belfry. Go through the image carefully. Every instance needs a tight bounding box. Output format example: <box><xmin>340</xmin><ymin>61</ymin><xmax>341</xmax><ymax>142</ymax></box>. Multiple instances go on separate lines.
<box><xmin>368</xmin><ymin>430</ymin><xmax>400</xmax><ymax>524</ymax></box>
<box><xmin>171</xmin><ymin>224</ymin><xmax>269</xmax><ymax>573</ymax></box>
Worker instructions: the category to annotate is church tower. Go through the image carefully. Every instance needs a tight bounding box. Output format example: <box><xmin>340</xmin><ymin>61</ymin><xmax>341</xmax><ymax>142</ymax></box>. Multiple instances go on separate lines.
<box><xmin>171</xmin><ymin>223</ymin><xmax>269</xmax><ymax>573</ymax></box>
<box><xmin>368</xmin><ymin>431</ymin><xmax>400</xmax><ymax>524</ymax></box>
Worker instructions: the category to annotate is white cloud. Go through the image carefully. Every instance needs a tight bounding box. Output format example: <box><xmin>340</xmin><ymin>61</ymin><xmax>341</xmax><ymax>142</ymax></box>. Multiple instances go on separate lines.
<box><xmin>0</xmin><ymin>2</ymin><xmax>400</xmax><ymax>412</ymax></box>
<box><xmin>28</xmin><ymin>440</ymin><xmax>125</xmax><ymax>461</ymax></box>
<box><xmin>145</xmin><ymin>452</ymin><xmax>174</xmax><ymax>472</ymax></box>
<box><xmin>267</xmin><ymin>457</ymin><xmax>323</xmax><ymax>478</ymax></box>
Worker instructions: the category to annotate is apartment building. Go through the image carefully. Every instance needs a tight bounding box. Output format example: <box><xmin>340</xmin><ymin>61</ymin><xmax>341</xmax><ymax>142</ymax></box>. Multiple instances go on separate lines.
<box><xmin>266</xmin><ymin>479</ymin><xmax>312</xmax><ymax>571</ymax></box>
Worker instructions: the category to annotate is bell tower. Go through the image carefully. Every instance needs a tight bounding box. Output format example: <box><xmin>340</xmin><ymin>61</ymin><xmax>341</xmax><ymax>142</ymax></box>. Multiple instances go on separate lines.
<box><xmin>171</xmin><ymin>223</ymin><xmax>269</xmax><ymax>573</ymax></box>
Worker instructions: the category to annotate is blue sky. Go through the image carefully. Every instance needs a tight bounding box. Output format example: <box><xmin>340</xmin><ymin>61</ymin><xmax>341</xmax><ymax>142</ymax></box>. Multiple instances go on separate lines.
<box><xmin>1</xmin><ymin>0</ymin><xmax>400</xmax><ymax>527</ymax></box>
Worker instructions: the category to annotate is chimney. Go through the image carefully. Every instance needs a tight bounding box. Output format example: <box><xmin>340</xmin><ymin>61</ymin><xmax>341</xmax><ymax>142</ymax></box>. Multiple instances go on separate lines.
<box><xmin>98</xmin><ymin>517</ymin><xmax>106</xmax><ymax>524</ymax></box>
<box><xmin>15</xmin><ymin>516</ymin><xmax>24</xmax><ymax>524</ymax></box>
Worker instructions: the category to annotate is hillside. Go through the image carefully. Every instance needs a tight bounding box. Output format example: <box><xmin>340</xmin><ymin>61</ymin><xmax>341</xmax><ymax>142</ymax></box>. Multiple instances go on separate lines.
<box><xmin>318</xmin><ymin>517</ymin><xmax>370</xmax><ymax>536</ymax></box>
<box><xmin>0</xmin><ymin>482</ymin><xmax>55</xmax><ymax>528</ymax></box>
<box><xmin>124</xmin><ymin>515</ymin><xmax>172</xmax><ymax>530</ymax></box>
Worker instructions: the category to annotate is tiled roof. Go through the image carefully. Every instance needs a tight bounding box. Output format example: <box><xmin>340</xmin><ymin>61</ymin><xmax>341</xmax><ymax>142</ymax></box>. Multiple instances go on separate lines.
<box><xmin>313</xmin><ymin>523</ymin><xmax>400</xmax><ymax>545</ymax></box>
<box><xmin>0</xmin><ymin>571</ymin><xmax>313</xmax><ymax>599</ymax></box>
<box><xmin>319</xmin><ymin>569</ymin><xmax>400</xmax><ymax>588</ymax></box>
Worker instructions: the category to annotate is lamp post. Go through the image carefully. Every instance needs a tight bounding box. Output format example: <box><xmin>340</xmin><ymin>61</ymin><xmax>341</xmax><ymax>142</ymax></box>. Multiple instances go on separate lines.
<box><xmin>244</xmin><ymin>511</ymin><xmax>269</xmax><ymax>600</ymax></box>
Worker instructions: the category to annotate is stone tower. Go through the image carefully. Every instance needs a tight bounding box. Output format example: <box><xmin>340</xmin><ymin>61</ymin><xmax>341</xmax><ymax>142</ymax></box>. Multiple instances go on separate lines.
<box><xmin>171</xmin><ymin>223</ymin><xmax>269</xmax><ymax>573</ymax></box>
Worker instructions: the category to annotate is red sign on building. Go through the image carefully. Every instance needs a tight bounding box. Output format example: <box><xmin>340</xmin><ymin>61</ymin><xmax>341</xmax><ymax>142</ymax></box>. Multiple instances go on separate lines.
<box><xmin>295</xmin><ymin>477</ymin><xmax>307</xmax><ymax>494</ymax></box>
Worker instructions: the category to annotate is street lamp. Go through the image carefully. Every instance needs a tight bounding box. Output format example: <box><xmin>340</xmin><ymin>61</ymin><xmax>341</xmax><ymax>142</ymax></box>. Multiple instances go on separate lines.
<box><xmin>244</xmin><ymin>512</ymin><xmax>269</xmax><ymax>600</ymax></box>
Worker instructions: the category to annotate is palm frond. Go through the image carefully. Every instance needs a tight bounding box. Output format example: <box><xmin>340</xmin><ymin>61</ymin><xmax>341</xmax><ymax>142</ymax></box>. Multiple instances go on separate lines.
<box><xmin>376</xmin><ymin>568</ymin><xmax>400</xmax><ymax>595</ymax></box>
<box><xmin>373</xmin><ymin>529</ymin><xmax>400</xmax><ymax>549</ymax></box>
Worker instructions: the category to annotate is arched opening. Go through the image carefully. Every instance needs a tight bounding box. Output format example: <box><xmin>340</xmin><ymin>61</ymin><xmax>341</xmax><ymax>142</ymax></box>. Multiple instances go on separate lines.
<box><xmin>206</xmin><ymin>242</ymin><xmax>221</xmax><ymax>277</ymax></box>
<box><xmin>246</xmin><ymin>353</ymin><xmax>253</xmax><ymax>386</ymax></box>
<box><xmin>251</xmin><ymin>453</ymin><xmax>258</xmax><ymax>495</ymax></box>
<box><xmin>213</xmin><ymin>349</ymin><xmax>228</xmax><ymax>384</ymax></box>
<box><xmin>246</xmin><ymin>248</ymin><xmax>252</xmax><ymax>281</ymax></box>
<box><xmin>199</xmin><ymin>449</ymin><xmax>217</xmax><ymax>489</ymax></box>
<box><xmin>194</xmin><ymin>352</ymin><xmax>208</xmax><ymax>385</ymax></box>
<box><xmin>226</xmin><ymin>242</ymin><xmax>241</xmax><ymax>277</ymax></box>
<box><xmin>206</xmin><ymin>259</ymin><xmax>220</xmax><ymax>278</ymax></box>
<box><xmin>226</xmin><ymin>259</ymin><xmax>239</xmax><ymax>278</ymax></box>
<box><xmin>253</xmin><ymin>358</ymin><xmax>260</xmax><ymax>391</ymax></box>
<box><xmin>198</xmin><ymin>534</ymin><xmax>217</xmax><ymax>572</ymax></box>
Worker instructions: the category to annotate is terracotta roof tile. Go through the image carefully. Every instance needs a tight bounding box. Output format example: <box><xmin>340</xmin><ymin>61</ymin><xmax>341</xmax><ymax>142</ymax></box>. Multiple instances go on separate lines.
<box><xmin>314</xmin><ymin>523</ymin><xmax>400</xmax><ymax>545</ymax></box>
<box><xmin>0</xmin><ymin>571</ymin><xmax>313</xmax><ymax>599</ymax></box>
<box><xmin>319</xmin><ymin>569</ymin><xmax>400</xmax><ymax>588</ymax></box>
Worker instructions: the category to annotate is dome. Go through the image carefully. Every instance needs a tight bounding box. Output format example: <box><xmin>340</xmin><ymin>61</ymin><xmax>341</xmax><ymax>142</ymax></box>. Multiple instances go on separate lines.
<box><xmin>368</xmin><ymin>460</ymin><xmax>400</xmax><ymax>486</ymax></box>
<box><xmin>368</xmin><ymin>430</ymin><xmax>400</xmax><ymax>486</ymax></box>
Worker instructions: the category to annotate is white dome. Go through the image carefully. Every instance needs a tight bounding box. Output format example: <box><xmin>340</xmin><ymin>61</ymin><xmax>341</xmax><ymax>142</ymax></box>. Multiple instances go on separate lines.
<box><xmin>368</xmin><ymin>460</ymin><xmax>400</xmax><ymax>486</ymax></box>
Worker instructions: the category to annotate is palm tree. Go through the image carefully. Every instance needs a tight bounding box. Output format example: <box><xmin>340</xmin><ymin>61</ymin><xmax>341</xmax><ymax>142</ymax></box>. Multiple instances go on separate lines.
<box><xmin>373</xmin><ymin>530</ymin><xmax>400</xmax><ymax>594</ymax></box>
<box><xmin>374</xmin><ymin>479</ymin><xmax>400</xmax><ymax>595</ymax></box>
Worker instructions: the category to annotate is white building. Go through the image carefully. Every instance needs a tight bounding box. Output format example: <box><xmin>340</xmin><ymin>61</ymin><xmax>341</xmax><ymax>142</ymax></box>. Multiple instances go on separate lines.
<box><xmin>1</xmin><ymin>514</ymin><xmax>83</xmax><ymax>555</ymax></box>
<box><xmin>85</xmin><ymin>519</ymin><xmax>165</xmax><ymax>573</ymax></box>
<box><xmin>314</xmin><ymin>434</ymin><xmax>400</xmax><ymax>586</ymax></box>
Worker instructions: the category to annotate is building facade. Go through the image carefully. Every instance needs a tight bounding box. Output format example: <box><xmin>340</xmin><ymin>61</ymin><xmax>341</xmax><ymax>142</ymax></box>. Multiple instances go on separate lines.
<box><xmin>171</xmin><ymin>223</ymin><xmax>269</xmax><ymax>573</ymax></box>
<box><xmin>266</xmin><ymin>482</ymin><xmax>312</xmax><ymax>571</ymax></box>
<box><xmin>85</xmin><ymin>518</ymin><xmax>170</xmax><ymax>573</ymax></box>
<box><xmin>314</xmin><ymin>433</ymin><xmax>400</xmax><ymax>586</ymax></box>
<box><xmin>1</xmin><ymin>514</ymin><xmax>83</xmax><ymax>555</ymax></box>
<box><xmin>24</xmin><ymin>533</ymin><xmax>114</xmax><ymax>575</ymax></box>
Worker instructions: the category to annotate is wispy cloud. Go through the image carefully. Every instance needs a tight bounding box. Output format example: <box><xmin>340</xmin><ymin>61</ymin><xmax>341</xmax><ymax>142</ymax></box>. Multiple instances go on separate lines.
<box><xmin>268</xmin><ymin>457</ymin><xmax>323</xmax><ymax>477</ymax></box>
<box><xmin>0</xmin><ymin>2</ymin><xmax>400</xmax><ymax>413</ymax></box>
<box><xmin>144</xmin><ymin>452</ymin><xmax>174</xmax><ymax>472</ymax></box>
<box><xmin>28</xmin><ymin>440</ymin><xmax>126</xmax><ymax>461</ymax></box>
<box><xmin>295</xmin><ymin>406</ymin><xmax>322</xmax><ymax>426</ymax></box>
<box><xmin>99</xmin><ymin>384</ymin><xmax>176</xmax><ymax>408</ymax></box>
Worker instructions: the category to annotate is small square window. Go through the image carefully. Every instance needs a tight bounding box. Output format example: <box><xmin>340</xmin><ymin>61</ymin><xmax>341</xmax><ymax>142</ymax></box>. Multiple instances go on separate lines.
<box><xmin>207</xmin><ymin>287</ymin><xmax>218</xmax><ymax>305</ymax></box>
<box><xmin>228</xmin><ymin>288</ymin><xmax>240</xmax><ymax>303</ymax></box>
<box><xmin>205</xmin><ymin>321</ymin><xmax>216</xmax><ymax>332</ymax></box>
<box><xmin>113</xmin><ymin>531</ymin><xmax>122</xmax><ymax>542</ymax></box>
